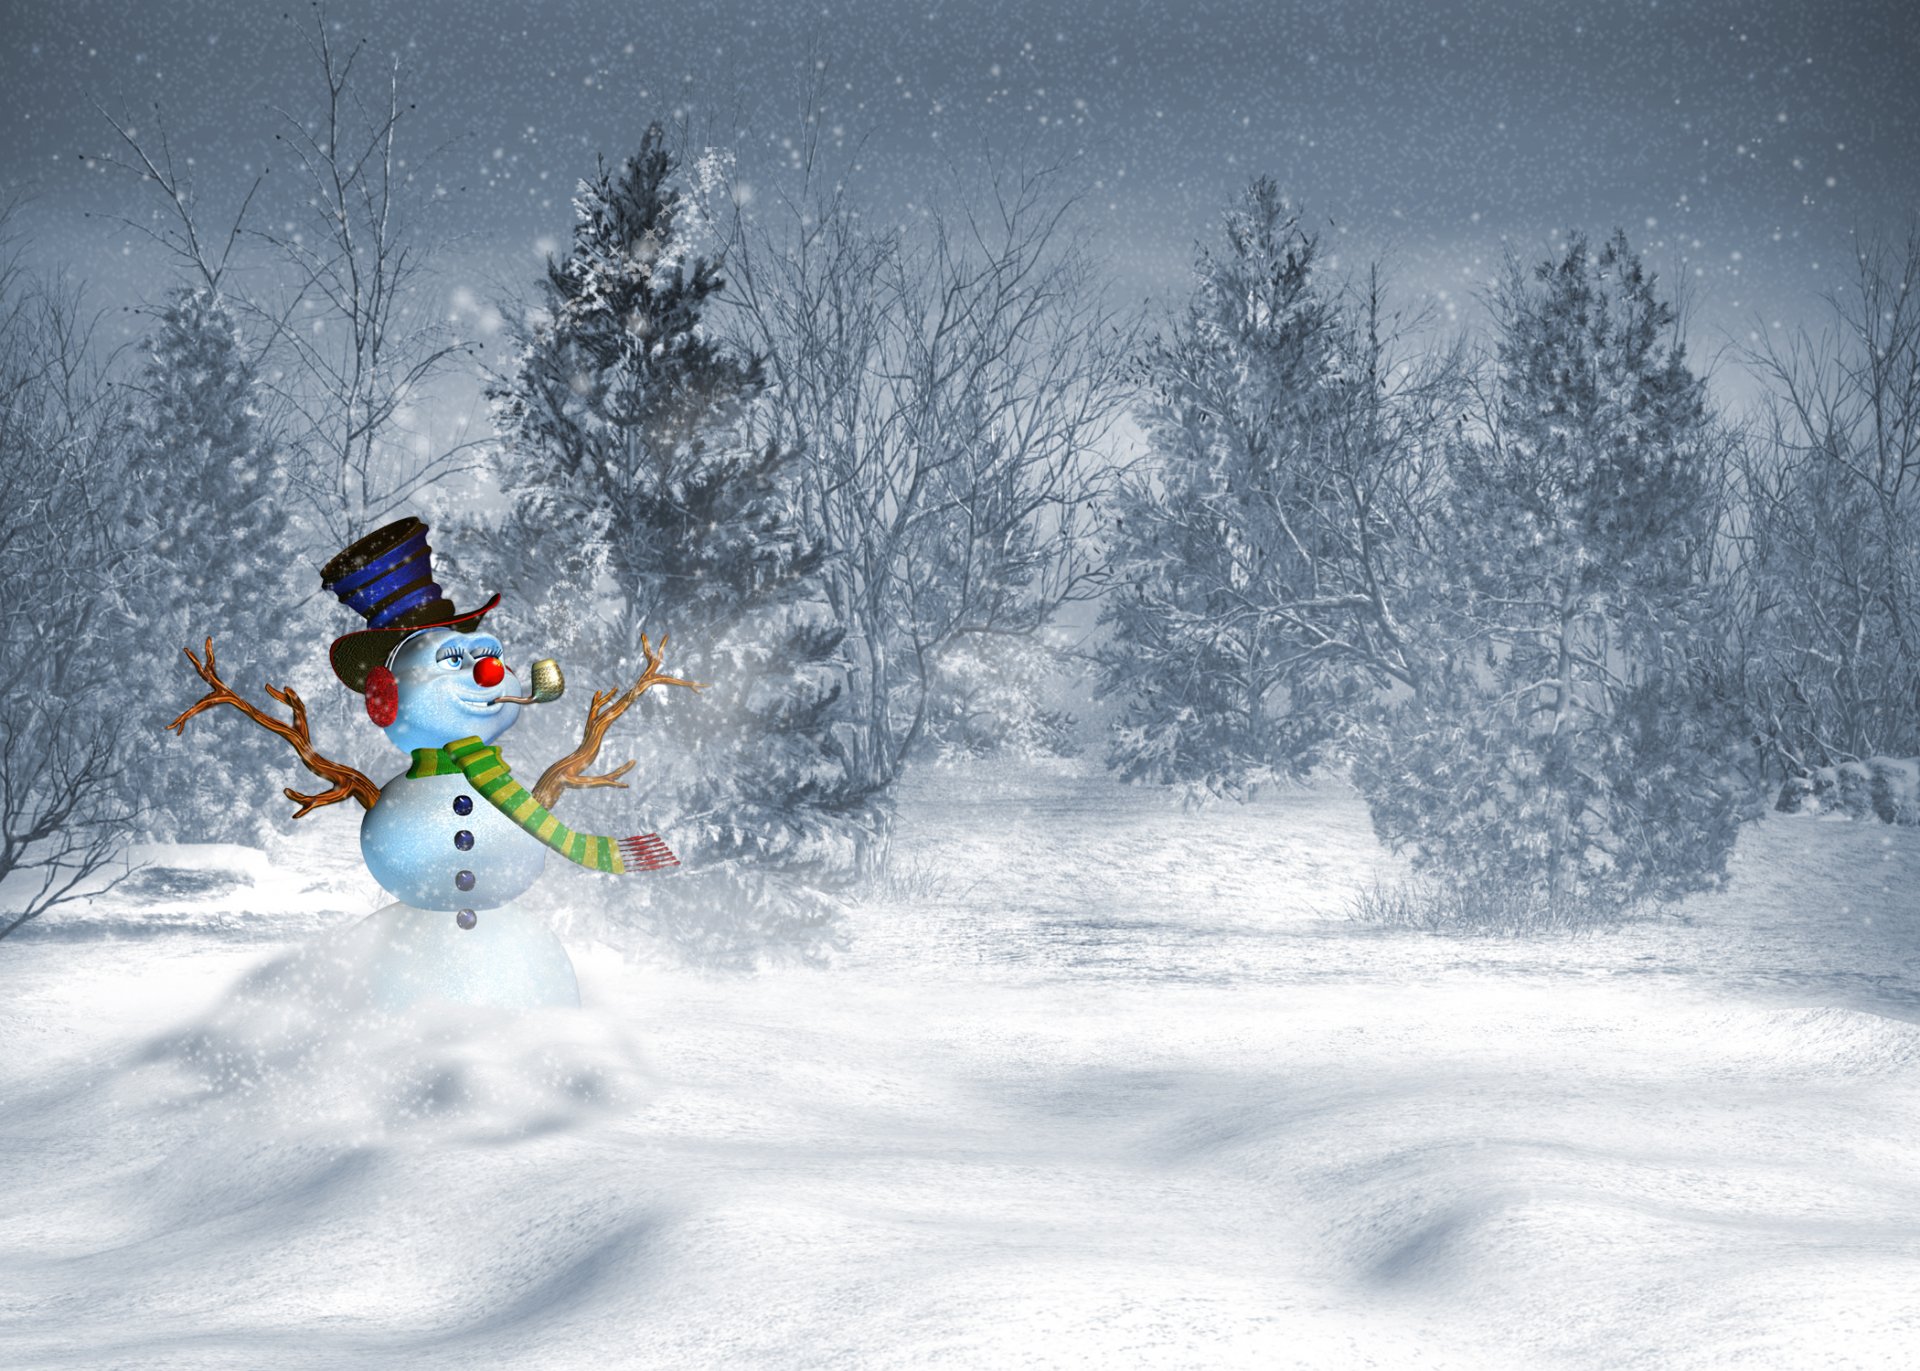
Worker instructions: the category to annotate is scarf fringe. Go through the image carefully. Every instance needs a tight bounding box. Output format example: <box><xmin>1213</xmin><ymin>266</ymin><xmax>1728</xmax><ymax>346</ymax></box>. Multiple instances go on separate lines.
<box><xmin>619</xmin><ymin>833</ymin><xmax>679</xmax><ymax>871</ymax></box>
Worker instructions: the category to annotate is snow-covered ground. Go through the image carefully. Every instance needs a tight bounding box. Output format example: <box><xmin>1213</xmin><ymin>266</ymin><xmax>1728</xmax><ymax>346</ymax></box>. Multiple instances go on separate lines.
<box><xmin>3</xmin><ymin>763</ymin><xmax>1918</xmax><ymax>1370</ymax></box>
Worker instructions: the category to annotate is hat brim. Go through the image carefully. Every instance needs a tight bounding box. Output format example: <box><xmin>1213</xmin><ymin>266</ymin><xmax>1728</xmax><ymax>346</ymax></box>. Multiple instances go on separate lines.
<box><xmin>329</xmin><ymin>593</ymin><xmax>502</xmax><ymax>693</ymax></box>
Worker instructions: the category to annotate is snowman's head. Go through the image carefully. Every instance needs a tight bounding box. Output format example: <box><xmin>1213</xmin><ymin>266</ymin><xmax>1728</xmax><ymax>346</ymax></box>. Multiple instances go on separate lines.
<box><xmin>377</xmin><ymin>627</ymin><xmax>523</xmax><ymax>752</ymax></box>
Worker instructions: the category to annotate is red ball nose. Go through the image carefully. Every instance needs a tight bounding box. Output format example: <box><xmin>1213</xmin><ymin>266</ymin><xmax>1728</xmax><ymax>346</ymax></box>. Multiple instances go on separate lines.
<box><xmin>472</xmin><ymin>656</ymin><xmax>506</xmax><ymax>688</ymax></box>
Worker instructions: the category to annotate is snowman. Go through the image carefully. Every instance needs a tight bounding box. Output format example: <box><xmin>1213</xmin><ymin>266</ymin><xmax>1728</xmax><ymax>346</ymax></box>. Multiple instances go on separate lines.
<box><xmin>170</xmin><ymin>517</ymin><xmax>696</xmax><ymax>1011</ymax></box>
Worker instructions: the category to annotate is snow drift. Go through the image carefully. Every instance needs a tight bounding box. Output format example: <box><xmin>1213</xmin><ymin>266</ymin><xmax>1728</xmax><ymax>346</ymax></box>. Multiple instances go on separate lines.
<box><xmin>4</xmin><ymin>764</ymin><xmax>1918</xmax><ymax>1369</ymax></box>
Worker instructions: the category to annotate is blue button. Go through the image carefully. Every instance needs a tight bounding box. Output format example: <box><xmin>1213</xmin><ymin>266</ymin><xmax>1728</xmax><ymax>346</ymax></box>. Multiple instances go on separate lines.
<box><xmin>456</xmin><ymin>909</ymin><xmax>477</xmax><ymax>930</ymax></box>
<box><xmin>455</xmin><ymin>869</ymin><xmax>475</xmax><ymax>892</ymax></box>
<box><xmin>453</xmin><ymin>794</ymin><xmax>473</xmax><ymax>816</ymax></box>
<box><xmin>454</xmin><ymin>829</ymin><xmax>474</xmax><ymax>851</ymax></box>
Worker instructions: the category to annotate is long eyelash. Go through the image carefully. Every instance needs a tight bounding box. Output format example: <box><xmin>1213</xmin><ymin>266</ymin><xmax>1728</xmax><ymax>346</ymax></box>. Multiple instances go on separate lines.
<box><xmin>435</xmin><ymin>643</ymin><xmax>464</xmax><ymax>663</ymax></box>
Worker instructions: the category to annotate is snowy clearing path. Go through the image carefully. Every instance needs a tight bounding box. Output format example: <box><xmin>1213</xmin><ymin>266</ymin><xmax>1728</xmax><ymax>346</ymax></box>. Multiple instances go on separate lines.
<box><xmin>2</xmin><ymin>765</ymin><xmax>1918</xmax><ymax>1370</ymax></box>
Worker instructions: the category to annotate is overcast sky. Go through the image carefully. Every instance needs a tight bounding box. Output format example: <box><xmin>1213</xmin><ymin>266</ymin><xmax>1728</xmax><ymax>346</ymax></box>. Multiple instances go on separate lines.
<box><xmin>5</xmin><ymin>0</ymin><xmax>1917</xmax><ymax>422</ymax></box>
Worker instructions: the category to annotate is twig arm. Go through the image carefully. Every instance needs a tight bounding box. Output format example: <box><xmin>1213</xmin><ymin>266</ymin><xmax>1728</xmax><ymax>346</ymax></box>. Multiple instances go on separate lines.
<box><xmin>168</xmin><ymin>638</ymin><xmax>381</xmax><ymax>818</ymax></box>
<box><xmin>531</xmin><ymin>633</ymin><xmax>703</xmax><ymax>809</ymax></box>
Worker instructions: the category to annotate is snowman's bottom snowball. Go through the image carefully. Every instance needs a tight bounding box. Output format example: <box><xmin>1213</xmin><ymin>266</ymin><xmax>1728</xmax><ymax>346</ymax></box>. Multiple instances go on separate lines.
<box><xmin>349</xmin><ymin>899</ymin><xmax>580</xmax><ymax>1011</ymax></box>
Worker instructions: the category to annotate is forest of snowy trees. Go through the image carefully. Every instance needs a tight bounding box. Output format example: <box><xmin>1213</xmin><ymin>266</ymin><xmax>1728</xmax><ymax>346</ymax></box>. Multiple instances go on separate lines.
<box><xmin>2</xmin><ymin>27</ymin><xmax>1916</xmax><ymax>950</ymax></box>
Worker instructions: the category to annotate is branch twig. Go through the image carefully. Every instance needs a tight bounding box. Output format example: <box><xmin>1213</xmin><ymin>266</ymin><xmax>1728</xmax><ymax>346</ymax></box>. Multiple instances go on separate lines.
<box><xmin>168</xmin><ymin>638</ymin><xmax>380</xmax><ymax>817</ymax></box>
<box><xmin>531</xmin><ymin>633</ymin><xmax>703</xmax><ymax>809</ymax></box>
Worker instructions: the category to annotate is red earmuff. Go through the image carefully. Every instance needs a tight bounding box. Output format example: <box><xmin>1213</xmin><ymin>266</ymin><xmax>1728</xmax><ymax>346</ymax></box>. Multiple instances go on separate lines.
<box><xmin>365</xmin><ymin>665</ymin><xmax>400</xmax><ymax>728</ymax></box>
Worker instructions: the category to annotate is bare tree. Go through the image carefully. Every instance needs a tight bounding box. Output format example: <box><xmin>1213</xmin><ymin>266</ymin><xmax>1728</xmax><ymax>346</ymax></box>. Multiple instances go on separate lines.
<box><xmin>81</xmin><ymin>103</ymin><xmax>321</xmax><ymax>842</ymax></box>
<box><xmin>1735</xmin><ymin>219</ymin><xmax>1920</xmax><ymax>775</ymax></box>
<box><xmin>83</xmin><ymin>24</ymin><xmax>477</xmax><ymax>544</ymax></box>
<box><xmin>0</xmin><ymin>703</ymin><xmax>136</xmax><ymax>941</ymax></box>
<box><xmin>723</xmin><ymin>141</ymin><xmax>1136</xmax><ymax>795</ymax></box>
<box><xmin>252</xmin><ymin>11</ymin><xmax>481</xmax><ymax>546</ymax></box>
<box><xmin>0</xmin><ymin>212</ymin><xmax>141</xmax><ymax>939</ymax></box>
<box><xmin>84</xmin><ymin>99</ymin><xmax>266</xmax><ymax>299</ymax></box>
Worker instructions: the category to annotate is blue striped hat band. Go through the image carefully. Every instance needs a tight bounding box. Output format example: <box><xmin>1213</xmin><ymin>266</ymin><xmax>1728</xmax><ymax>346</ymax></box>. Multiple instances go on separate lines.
<box><xmin>323</xmin><ymin>523</ymin><xmax>446</xmax><ymax>628</ymax></box>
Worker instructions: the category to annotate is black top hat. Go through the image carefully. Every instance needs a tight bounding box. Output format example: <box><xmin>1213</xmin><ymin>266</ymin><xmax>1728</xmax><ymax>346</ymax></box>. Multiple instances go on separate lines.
<box><xmin>323</xmin><ymin>517</ymin><xmax>500</xmax><ymax>692</ymax></box>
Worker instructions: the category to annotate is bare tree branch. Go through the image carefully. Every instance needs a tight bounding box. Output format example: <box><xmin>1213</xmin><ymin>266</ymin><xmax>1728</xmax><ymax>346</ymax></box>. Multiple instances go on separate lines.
<box><xmin>531</xmin><ymin>633</ymin><xmax>704</xmax><ymax>809</ymax></box>
<box><xmin>168</xmin><ymin>638</ymin><xmax>381</xmax><ymax>817</ymax></box>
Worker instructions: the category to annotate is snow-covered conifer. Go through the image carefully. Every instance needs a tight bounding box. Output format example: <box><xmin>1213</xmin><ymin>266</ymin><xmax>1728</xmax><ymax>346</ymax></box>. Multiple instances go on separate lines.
<box><xmin>1099</xmin><ymin>182</ymin><xmax>1450</xmax><ymax>799</ymax></box>
<box><xmin>1357</xmin><ymin>231</ymin><xmax>1743</xmax><ymax>925</ymax></box>
<box><xmin>130</xmin><ymin>287</ymin><xmax>302</xmax><ymax>842</ymax></box>
<box><xmin>1098</xmin><ymin>183</ymin><xmax>1344</xmax><ymax>796</ymax></box>
<box><xmin>487</xmin><ymin>126</ymin><xmax>871</xmax><ymax>965</ymax></box>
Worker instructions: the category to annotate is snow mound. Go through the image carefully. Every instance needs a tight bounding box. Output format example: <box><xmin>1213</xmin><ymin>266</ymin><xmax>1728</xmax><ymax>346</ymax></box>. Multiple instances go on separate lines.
<box><xmin>1695</xmin><ymin>1004</ymin><xmax>1920</xmax><ymax>1076</ymax></box>
<box><xmin>0</xmin><ymin>937</ymin><xmax>669</xmax><ymax>1370</ymax></box>
<box><xmin>6</xmin><ymin>765</ymin><xmax>1919</xmax><ymax>1369</ymax></box>
<box><xmin>24</xmin><ymin>832</ymin><xmax>377</xmax><ymax>941</ymax></box>
<box><xmin>127</xmin><ymin>931</ymin><xmax>654</xmax><ymax>1147</ymax></box>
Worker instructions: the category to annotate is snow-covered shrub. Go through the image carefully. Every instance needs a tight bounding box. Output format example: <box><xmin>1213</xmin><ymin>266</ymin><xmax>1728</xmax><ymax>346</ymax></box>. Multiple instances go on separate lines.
<box><xmin>1776</xmin><ymin>757</ymin><xmax>1920</xmax><ymax>826</ymax></box>
<box><xmin>919</xmin><ymin>634</ymin><xmax>1086</xmax><ymax>763</ymax></box>
<box><xmin>1872</xmin><ymin>759</ymin><xmax>1920</xmax><ymax>825</ymax></box>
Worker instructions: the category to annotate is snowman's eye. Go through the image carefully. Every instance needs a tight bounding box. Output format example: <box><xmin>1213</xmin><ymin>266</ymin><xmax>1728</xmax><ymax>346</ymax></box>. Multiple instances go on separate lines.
<box><xmin>434</xmin><ymin>643</ymin><xmax>465</xmax><ymax>668</ymax></box>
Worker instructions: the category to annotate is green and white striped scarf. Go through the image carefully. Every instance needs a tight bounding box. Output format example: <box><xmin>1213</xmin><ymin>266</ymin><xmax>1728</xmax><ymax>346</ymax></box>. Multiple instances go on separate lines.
<box><xmin>407</xmin><ymin>735</ymin><xmax>677</xmax><ymax>874</ymax></box>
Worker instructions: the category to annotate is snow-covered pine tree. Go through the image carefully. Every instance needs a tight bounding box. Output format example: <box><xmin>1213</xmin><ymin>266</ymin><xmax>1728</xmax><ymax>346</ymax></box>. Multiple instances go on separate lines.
<box><xmin>1098</xmin><ymin>181</ymin><xmax>1350</xmax><ymax>797</ymax></box>
<box><xmin>130</xmin><ymin>287</ymin><xmax>302</xmax><ymax>842</ymax></box>
<box><xmin>488</xmin><ymin>126</ymin><xmax>871</xmax><ymax>966</ymax></box>
<box><xmin>658</xmin><ymin>561</ymin><xmax>872</xmax><ymax>969</ymax></box>
<box><xmin>491</xmin><ymin>128</ymin><xmax>754</xmax><ymax>641</ymax></box>
<box><xmin>1357</xmin><ymin>231</ymin><xmax>1742</xmax><ymax>926</ymax></box>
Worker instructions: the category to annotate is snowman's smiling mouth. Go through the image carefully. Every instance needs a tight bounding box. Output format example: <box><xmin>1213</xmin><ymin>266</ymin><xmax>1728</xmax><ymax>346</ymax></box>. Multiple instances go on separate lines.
<box><xmin>453</xmin><ymin>692</ymin><xmax>508</xmax><ymax>713</ymax></box>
